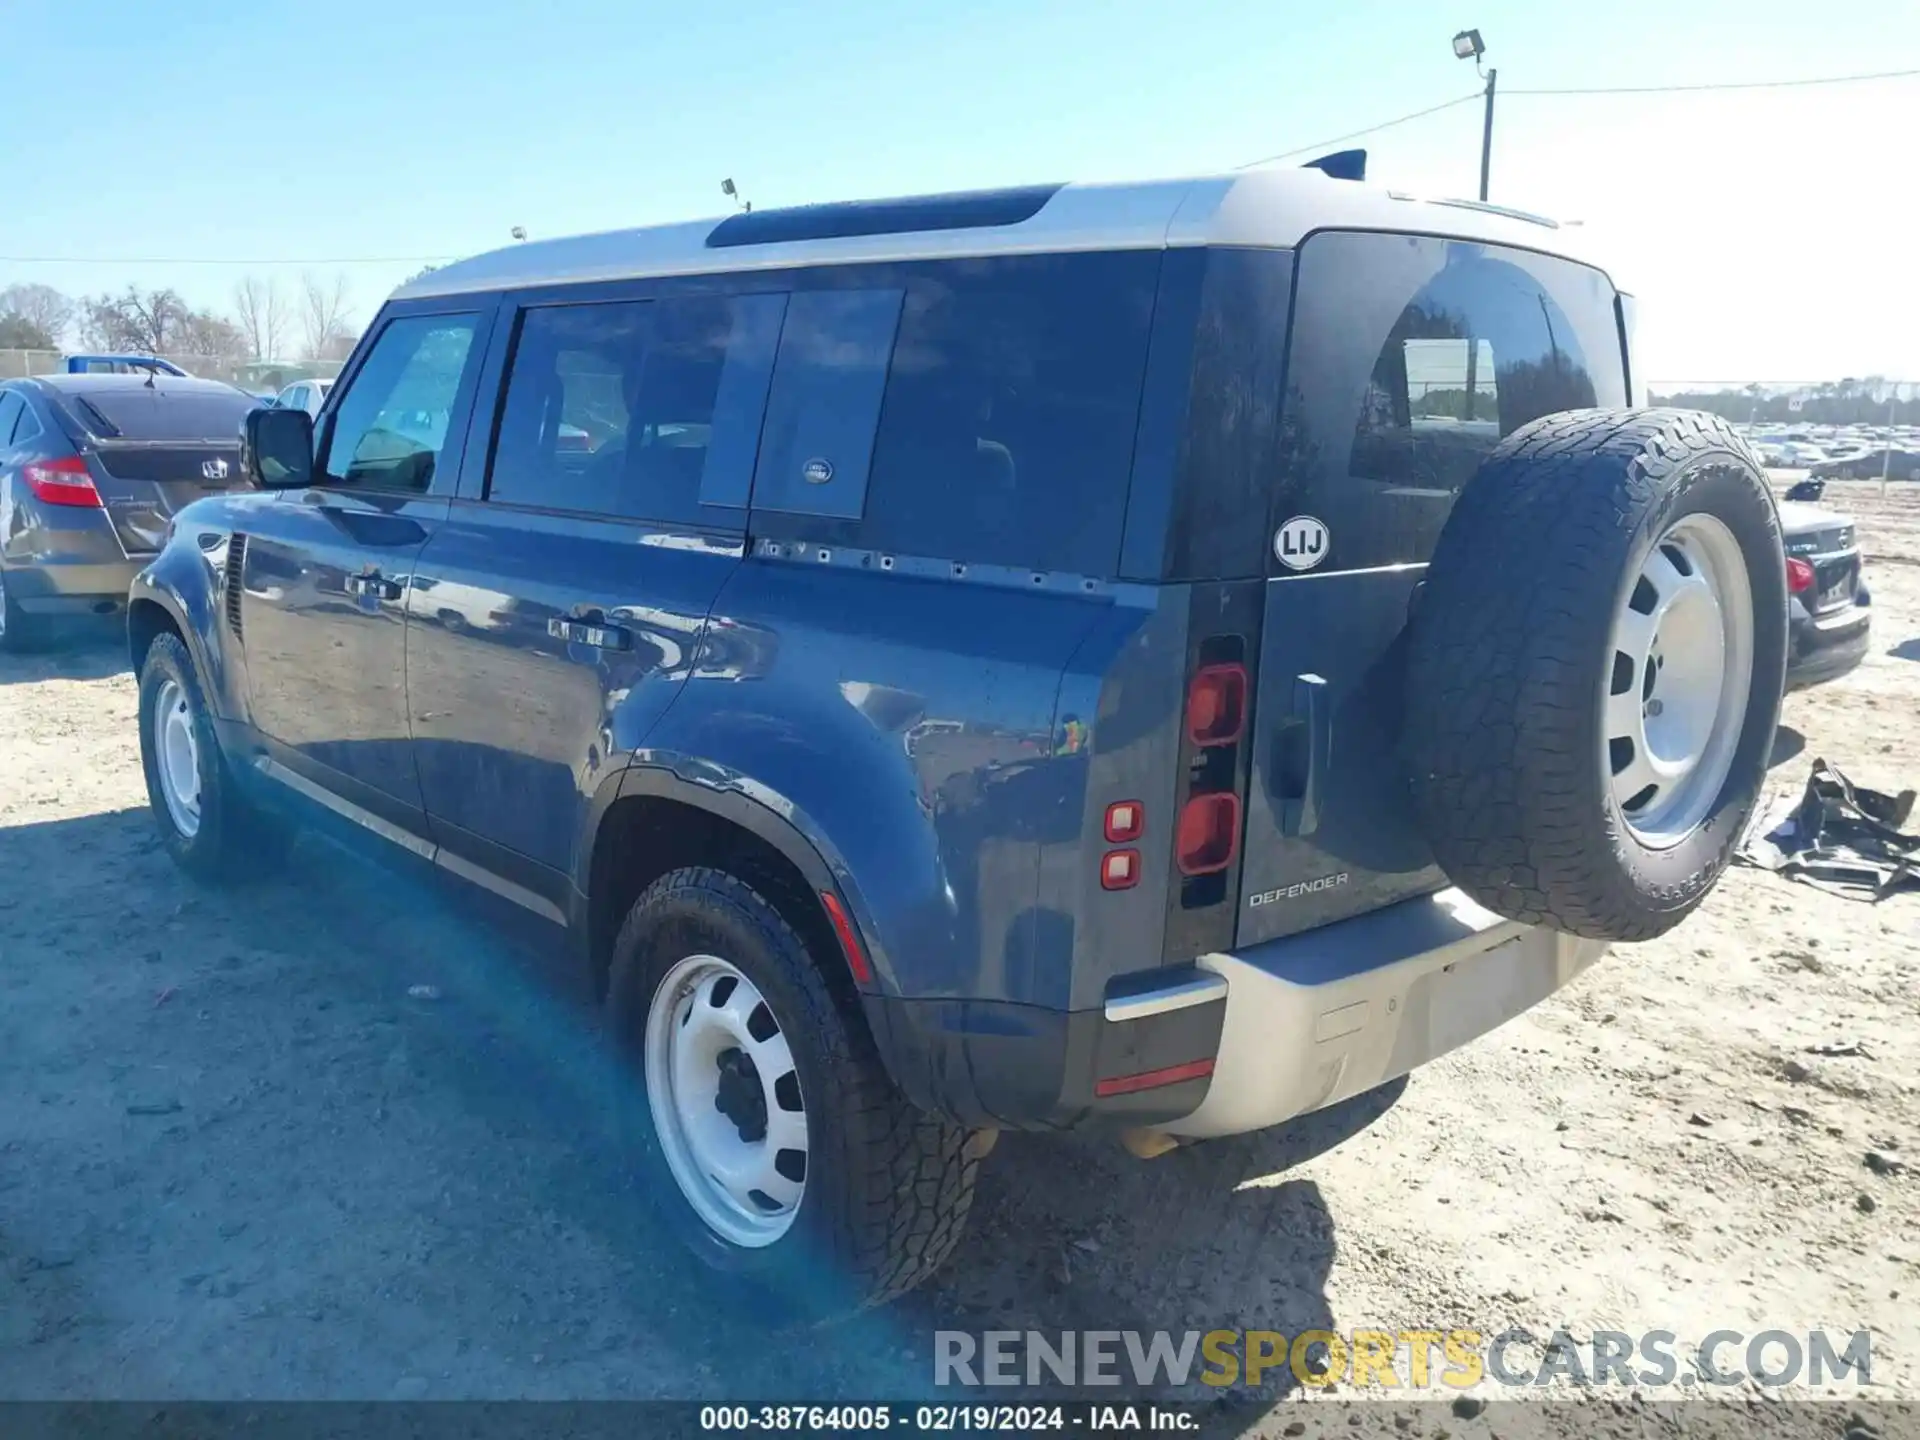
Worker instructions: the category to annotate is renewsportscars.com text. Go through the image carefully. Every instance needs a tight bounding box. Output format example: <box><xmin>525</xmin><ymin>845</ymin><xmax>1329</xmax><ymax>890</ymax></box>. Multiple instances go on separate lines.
<box><xmin>934</xmin><ymin>1328</ymin><xmax>1872</xmax><ymax>1390</ymax></box>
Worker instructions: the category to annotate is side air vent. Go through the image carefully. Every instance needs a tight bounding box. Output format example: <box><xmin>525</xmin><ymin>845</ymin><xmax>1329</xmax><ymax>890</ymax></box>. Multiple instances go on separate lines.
<box><xmin>225</xmin><ymin>533</ymin><xmax>247</xmax><ymax>639</ymax></box>
<box><xmin>705</xmin><ymin>184</ymin><xmax>1063</xmax><ymax>249</ymax></box>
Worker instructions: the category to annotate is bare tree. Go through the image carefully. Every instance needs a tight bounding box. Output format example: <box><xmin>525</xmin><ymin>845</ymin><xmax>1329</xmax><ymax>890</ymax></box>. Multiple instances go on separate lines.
<box><xmin>0</xmin><ymin>284</ymin><xmax>76</xmax><ymax>348</ymax></box>
<box><xmin>82</xmin><ymin>287</ymin><xmax>188</xmax><ymax>353</ymax></box>
<box><xmin>233</xmin><ymin>276</ymin><xmax>290</xmax><ymax>361</ymax></box>
<box><xmin>300</xmin><ymin>272</ymin><xmax>355</xmax><ymax>361</ymax></box>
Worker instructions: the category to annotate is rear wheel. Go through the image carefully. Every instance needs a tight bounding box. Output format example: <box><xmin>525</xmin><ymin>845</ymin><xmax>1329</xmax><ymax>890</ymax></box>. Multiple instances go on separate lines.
<box><xmin>607</xmin><ymin>867</ymin><xmax>984</xmax><ymax>1318</ymax></box>
<box><xmin>138</xmin><ymin>632</ymin><xmax>291</xmax><ymax>882</ymax></box>
<box><xmin>1404</xmin><ymin>408</ymin><xmax>1787</xmax><ymax>941</ymax></box>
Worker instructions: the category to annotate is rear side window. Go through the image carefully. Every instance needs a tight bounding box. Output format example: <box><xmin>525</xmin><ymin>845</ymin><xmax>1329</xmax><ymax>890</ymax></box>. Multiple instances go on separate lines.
<box><xmin>489</xmin><ymin>292</ymin><xmax>784</xmax><ymax>525</ymax></box>
<box><xmin>864</xmin><ymin>253</ymin><xmax>1157</xmax><ymax>574</ymax></box>
<box><xmin>0</xmin><ymin>393</ymin><xmax>23</xmax><ymax>446</ymax></box>
<box><xmin>749</xmin><ymin>253</ymin><xmax>1159</xmax><ymax>576</ymax></box>
<box><xmin>63</xmin><ymin>387</ymin><xmax>257</xmax><ymax>441</ymax></box>
<box><xmin>1277</xmin><ymin>232</ymin><xmax>1626</xmax><ymax>572</ymax></box>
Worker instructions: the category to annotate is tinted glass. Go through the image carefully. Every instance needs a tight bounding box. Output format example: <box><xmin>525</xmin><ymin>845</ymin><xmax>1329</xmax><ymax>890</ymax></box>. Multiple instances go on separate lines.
<box><xmin>1276</xmin><ymin>232</ymin><xmax>1625</xmax><ymax>572</ymax></box>
<box><xmin>488</xmin><ymin>293</ymin><xmax>781</xmax><ymax>524</ymax></box>
<box><xmin>752</xmin><ymin>288</ymin><xmax>902</xmax><ymax>521</ymax></box>
<box><xmin>12</xmin><ymin>404</ymin><xmax>41</xmax><ymax>445</ymax></box>
<box><xmin>319</xmin><ymin>314</ymin><xmax>478</xmax><ymax>492</ymax></box>
<box><xmin>64</xmin><ymin>387</ymin><xmax>258</xmax><ymax>441</ymax></box>
<box><xmin>863</xmin><ymin>253</ymin><xmax>1157</xmax><ymax>574</ymax></box>
<box><xmin>0</xmin><ymin>393</ymin><xmax>22</xmax><ymax>446</ymax></box>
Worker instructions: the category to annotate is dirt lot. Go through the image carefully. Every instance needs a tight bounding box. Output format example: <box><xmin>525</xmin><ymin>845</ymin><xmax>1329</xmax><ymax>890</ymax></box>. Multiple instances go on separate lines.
<box><xmin>2</xmin><ymin>481</ymin><xmax>1916</xmax><ymax>1427</ymax></box>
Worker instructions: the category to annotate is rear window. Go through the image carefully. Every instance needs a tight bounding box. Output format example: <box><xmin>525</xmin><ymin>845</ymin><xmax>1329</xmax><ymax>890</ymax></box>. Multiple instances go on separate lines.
<box><xmin>1276</xmin><ymin>231</ymin><xmax>1626</xmax><ymax>572</ymax></box>
<box><xmin>66</xmin><ymin>387</ymin><xmax>257</xmax><ymax>442</ymax></box>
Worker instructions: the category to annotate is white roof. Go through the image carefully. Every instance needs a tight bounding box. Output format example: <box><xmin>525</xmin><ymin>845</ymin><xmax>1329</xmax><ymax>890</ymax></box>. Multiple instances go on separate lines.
<box><xmin>396</xmin><ymin>168</ymin><xmax>1615</xmax><ymax>303</ymax></box>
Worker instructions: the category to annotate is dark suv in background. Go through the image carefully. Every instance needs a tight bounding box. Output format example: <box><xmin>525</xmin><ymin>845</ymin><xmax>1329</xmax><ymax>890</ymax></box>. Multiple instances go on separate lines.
<box><xmin>125</xmin><ymin>169</ymin><xmax>1788</xmax><ymax>1314</ymax></box>
<box><xmin>0</xmin><ymin>375</ymin><xmax>255</xmax><ymax>650</ymax></box>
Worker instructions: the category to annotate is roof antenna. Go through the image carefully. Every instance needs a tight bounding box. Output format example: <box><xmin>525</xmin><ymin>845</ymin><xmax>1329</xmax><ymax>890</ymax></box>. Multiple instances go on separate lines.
<box><xmin>721</xmin><ymin>177</ymin><xmax>751</xmax><ymax>214</ymax></box>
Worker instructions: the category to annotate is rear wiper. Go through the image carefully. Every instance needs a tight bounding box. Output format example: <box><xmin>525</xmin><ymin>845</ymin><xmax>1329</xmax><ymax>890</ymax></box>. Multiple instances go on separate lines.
<box><xmin>73</xmin><ymin>397</ymin><xmax>122</xmax><ymax>438</ymax></box>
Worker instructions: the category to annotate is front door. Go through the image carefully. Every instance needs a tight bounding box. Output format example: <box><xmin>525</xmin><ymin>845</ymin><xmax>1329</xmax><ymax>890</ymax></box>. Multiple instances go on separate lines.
<box><xmin>239</xmin><ymin>307</ymin><xmax>490</xmax><ymax>833</ymax></box>
<box><xmin>406</xmin><ymin>286</ymin><xmax>784</xmax><ymax>901</ymax></box>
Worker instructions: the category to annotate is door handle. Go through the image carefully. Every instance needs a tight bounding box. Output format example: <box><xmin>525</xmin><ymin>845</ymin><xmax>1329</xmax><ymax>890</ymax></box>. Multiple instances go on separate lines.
<box><xmin>548</xmin><ymin>613</ymin><xmax>633</xmax><ymax>651</ymax></box>
<box><xmin>1279</xmin><ymin>673</ymin><xmax>1330</xmax><ymax>837</ymax></box>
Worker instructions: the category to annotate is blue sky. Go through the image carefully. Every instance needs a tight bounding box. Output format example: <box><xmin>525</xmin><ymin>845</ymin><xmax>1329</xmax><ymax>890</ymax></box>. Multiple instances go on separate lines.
<box><xmin>3</xmin><ymin>0</ymin><xmax>1914</xmax><ymax>384</ymax></box>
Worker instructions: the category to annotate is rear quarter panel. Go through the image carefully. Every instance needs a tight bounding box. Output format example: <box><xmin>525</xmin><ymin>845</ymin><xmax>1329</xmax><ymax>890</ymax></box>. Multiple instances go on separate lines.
<box><xmin>639</xmin><ymin>552</ymin><xmax>1124</xmax><ymax>1006</ymax></box>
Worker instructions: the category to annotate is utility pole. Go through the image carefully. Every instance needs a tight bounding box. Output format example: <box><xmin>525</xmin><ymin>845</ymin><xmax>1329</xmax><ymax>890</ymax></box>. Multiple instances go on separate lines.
<box><xmin>1478</xmin><ymin>67</ymin><xmax>1498</xmax><ymax>202</ymax></box>
<box><xmin>1453</xmin><ymin>30</ymin><xmax>1495</xmax><ymax>201</ymax></box>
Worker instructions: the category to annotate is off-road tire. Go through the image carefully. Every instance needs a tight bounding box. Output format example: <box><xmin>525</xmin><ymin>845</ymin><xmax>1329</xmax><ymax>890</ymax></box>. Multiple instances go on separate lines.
<box><xmin>607</xmin><ymin>867</ymin><xmax>985</xmax><ymax>1318</ymax></box>
<box><xmin>137</xmin><ymin>632</ymin><xmax>292</xmax><ymax>882</ymax></box>
<box><xmin>1404</xmin><ymin>409</ymin><xmax>1787</xmax><ymax>941</ymax></box>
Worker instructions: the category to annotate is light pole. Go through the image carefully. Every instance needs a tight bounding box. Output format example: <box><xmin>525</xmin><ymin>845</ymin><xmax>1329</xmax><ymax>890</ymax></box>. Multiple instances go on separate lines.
<box><xmin>1453</xmin><ymin>29</ymin><xmax>1496</xmax><ymax>202</ymax></box>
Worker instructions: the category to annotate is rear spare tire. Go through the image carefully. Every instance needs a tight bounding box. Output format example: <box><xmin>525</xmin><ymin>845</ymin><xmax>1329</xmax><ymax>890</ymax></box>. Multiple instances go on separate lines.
<box><xmin>1404</xmin><ymin>409</ymin><xmax>1787</xmax><ymax>941</ymax></box>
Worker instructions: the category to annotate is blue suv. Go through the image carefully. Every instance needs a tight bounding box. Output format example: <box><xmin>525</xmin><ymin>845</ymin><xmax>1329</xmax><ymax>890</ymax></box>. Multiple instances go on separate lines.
<box><xmin>129</xmin><ymin>170</ymin><xmax>1788</xmax><ymax>1313</ymax></box>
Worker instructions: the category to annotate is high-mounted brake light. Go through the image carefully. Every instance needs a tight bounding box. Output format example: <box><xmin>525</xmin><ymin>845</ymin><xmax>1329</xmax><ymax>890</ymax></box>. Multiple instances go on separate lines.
<box><xmin>22</xmin><ymin>456</ymin><xmax>102</xmax><ymax>508</ymax></box>
<box><xmin>1785</xmin><ymin>556</ymin><xmax>1816</xmax><ymax>594</ymax></box>
<box><xmin>1186</xmin><ymin>664</ymin><xmax>1247</xmax><ymax>747</ymax></box>
<box><xmin>1176</xmin><ymin>792</ymin><xmax>1240</xmax><ymax>875</ymax></box>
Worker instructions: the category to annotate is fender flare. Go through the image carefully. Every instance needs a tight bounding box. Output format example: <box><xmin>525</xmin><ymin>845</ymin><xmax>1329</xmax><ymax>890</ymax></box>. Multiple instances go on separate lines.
<box><xmin>577</xmin><ymin>755</ymin><xmax>888</xmax><ymax>990</ymax></box>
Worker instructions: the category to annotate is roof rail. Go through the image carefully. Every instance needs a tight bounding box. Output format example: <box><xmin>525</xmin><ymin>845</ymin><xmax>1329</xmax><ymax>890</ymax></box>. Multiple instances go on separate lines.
<box><xmin>1426</xmin><ymin>196</ymin><xmax>1560</xmax><ymax>229</ymax></box>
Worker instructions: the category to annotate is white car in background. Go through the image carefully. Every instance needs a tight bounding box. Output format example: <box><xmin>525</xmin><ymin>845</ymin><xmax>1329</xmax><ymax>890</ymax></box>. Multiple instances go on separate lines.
<box><xmin>273</xmin><ymin>378</ymin><xmax>333</xmax><ymax>418</ymax></box>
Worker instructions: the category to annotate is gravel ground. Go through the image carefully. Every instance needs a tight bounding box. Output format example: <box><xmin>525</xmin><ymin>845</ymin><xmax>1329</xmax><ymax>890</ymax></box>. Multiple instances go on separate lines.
<box><xmin>2</xmin><ymin>481</ymin><xmax>1915</xmax><ymax>1434</ymax></box>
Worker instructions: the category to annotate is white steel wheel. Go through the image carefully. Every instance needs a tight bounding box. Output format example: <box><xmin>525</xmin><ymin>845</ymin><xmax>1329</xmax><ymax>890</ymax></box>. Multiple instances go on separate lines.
<box><xmin>644</xmin><ymin>953</ymin><xmax>809</xmax><ymax>1249</ymax></box>
<box><xmin>1603</xmin><ymin>513</ymin><xmax>1755</xmax><ymax>849</ymax></box>
<box><xmin>152</xmin><ymin>676</ymin><xmax>204</xmax><ymax>839</ymax></box>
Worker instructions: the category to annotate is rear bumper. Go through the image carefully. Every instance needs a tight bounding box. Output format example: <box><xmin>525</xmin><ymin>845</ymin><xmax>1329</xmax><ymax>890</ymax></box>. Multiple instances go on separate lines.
<box><xmin>1786</xmin><ymin>597</ymin><xmax>1870</xmax><ymax>690</ymax></box>
<box><xmin>867</xmin><ymin>887</ymin><xmax>1607</xmax><ymax>1137</ymax></box>
<box><xmin>1163</xmin><ymin>890</ymin><xmax>1607</xmax><ymax>1137</ymax></box>
<box><xmin>2</xmin><ymin>559</ymin><xmax>140</xmax><ymax>614</ymax></box>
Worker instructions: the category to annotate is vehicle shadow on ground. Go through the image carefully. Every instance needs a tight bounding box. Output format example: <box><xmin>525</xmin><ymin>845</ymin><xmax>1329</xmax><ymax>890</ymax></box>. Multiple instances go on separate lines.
<box><xmin>0</xmin><ymin>805</ymin><xmax>1347</xmax><ymax>1411</ymax></box>
<box><xmin>1890</xmin><ymin>637</ymin><xmax>1920</xmax><ymax>662</ymax></box>
<box><xmin>0</xmin><ymin>636</ymin><xmax>128</xmax><ymax>686</ymax></box>
<box><xmin>1768</xmin><ymin>724</ymin><xmax>1807</xmax><ymax>770</ymax></box>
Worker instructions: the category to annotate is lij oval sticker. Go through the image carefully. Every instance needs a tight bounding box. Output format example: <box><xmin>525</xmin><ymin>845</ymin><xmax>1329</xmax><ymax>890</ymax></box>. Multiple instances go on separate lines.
<box><xmin>1274</xmin><ymin>515</ymin><xmax>1330</xmax><ymax>571</ymax></box>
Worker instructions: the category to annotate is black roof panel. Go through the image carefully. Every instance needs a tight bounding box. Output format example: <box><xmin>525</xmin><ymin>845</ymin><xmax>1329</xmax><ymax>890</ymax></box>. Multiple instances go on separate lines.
<box><xmin>705</xmin><ymin>184</ymin><xmax>1064</xmax><ymax>249</ymax></box>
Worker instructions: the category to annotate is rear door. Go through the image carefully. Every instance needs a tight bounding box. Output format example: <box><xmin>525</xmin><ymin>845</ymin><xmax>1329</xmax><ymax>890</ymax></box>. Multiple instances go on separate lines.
<box><xmin>405</xmin><ymin>285</ymin><xmax>782</xmax><ymax>899</ymax></box>
<box><xmin>1236</xmin><ymin>231</ymin><xmax>1629</xmax><ymax>947</ymax></box>
<box><xmin>56</xmin><ymin>384</ymin><xmax>258</xmax><ymax>555</ymax></box>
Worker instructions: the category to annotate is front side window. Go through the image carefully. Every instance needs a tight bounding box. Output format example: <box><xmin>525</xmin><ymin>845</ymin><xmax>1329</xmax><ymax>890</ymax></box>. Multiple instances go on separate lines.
<box><xmin>488</xmin><ymin>292</ymin><xmax>782</xmax><ymax>524</ymax></box>
<box><xmin>318</xmin><ymin>314</ymin><xmax>478</xmax><ymax>492</ymax></box>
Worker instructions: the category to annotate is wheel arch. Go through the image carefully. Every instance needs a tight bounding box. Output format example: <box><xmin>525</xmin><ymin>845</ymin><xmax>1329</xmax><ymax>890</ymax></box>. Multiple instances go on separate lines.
<box><xmin>580</xmin><ymin>765</ymin><xmax>874</xmax><ymax>1014</ymax></box>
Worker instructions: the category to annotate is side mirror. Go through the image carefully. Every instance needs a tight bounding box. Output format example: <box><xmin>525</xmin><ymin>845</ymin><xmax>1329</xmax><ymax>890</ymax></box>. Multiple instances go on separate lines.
<box><xmin>244</xmin><ymin>405</ymin><xmax>315</xmax><ymax>489</ymax></box>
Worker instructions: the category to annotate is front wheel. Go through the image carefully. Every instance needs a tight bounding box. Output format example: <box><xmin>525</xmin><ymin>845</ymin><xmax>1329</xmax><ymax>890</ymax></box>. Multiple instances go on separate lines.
<box><xmin>138</xmin><ymin>632</ymin><xmax>291</xmax><ymax>882</ymax></box>
<box><xmin>607</xmin><ymin>867</ymin><xmax>985</xmax><ymax>1318</ymax></box>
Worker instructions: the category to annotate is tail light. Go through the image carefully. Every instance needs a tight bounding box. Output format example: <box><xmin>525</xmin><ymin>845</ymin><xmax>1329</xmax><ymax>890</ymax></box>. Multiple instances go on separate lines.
<box><xmin>1100</xmin><ymin>849</ymin><xmax>1140</xmax><ymax>890</ymax></box>
<box><xmin>1176</xmin><ymin>792</ymin><xmax>1240</xmax><ymax>875</ymax></box>
<box><xmin>22</xmin><ymin>456</ymin><xmax>102</xmax><ymax>508</ymax></box>
<box><xmin>1186</xmin><ymin>664</ymin><xmax>1247</xmax><ymax>746</ymax></box>
<box><xmin>1786</xmin><ymin>556</ymin><xmax>1815</xmax><ymax>594</ymax></box>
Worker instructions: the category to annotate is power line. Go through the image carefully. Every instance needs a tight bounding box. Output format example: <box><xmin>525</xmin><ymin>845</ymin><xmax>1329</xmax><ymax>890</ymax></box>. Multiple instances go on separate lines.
<box><xmin>1233</xmin><ymin>63</ymin><xmax>1918</xmax><ymax>171</ymax></box>
<box><xmin>1235</xmin><ymin>91</ymin><xmax>1485</xmax><ymax>169</ymax></box>
<box><xmin>1508</xmin><ymin>65</ymin><xmax>1920</xmax><ymax>96</ymax></box>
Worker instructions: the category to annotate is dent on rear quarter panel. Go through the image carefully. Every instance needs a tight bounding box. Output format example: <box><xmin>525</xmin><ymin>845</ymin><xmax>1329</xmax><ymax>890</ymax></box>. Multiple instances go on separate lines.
<box><xmin>643</xmin><ymin>556</ymin><xmax>1119</xmax><ymax>1006</ymax></box>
